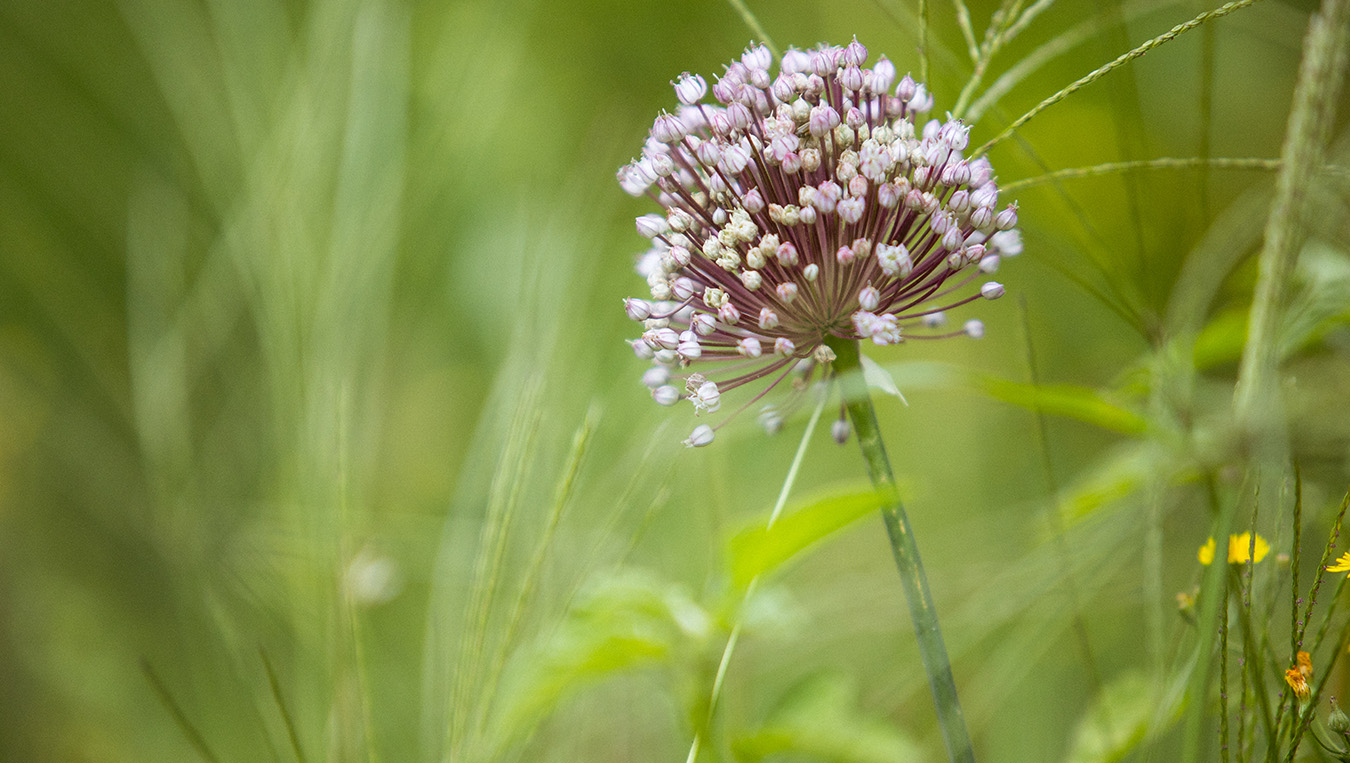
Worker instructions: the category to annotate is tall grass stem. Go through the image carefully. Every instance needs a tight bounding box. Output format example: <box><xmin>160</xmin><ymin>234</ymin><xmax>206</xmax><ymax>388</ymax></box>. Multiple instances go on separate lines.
<box><xmin>1232</xmin><ymin>0</ymin><xmax>1350</xmax><ymax>443</ymax></box>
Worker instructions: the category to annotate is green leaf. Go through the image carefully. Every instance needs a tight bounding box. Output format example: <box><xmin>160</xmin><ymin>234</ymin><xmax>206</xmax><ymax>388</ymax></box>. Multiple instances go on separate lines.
<box><xmin>495</xmin><ymin>569</ymin><xmax>710</xmax><ymax>738</ymax></box>
<box><xmin>733</xmin><ymin>672</ymin><xmax>923</xmax><ymax>762</ymax></box>
<box><xmin>976</xmin><ymin>375</ymin><xmax>1147</xmax><ymax>435</ymax></box>
<box><xmin>1056</xmin><ymin>444</ymin><xmax>1160</xmax><ymax>525</ymax></box>
<box><xmin>1064</xmin><ymin>671</ymin><xmax>1158</xmax><ymax>763</ymax></box>
<box><xmin>872</xmin><ymin>361</ymin><xmax>1148</xmax><ymax>435</ymax></box>
<box><xmin>728</xmin><ymin>483</ymin><xmax>881</xmax><ymax>589</ymax></box>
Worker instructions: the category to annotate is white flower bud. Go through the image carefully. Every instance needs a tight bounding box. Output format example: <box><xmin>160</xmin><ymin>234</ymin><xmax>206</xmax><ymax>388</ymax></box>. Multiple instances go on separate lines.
<box><xmin>652</xmin><ymin>111</ymin><xmax>687</xmax><ymax>144</ymax></box>
<box><xmin>643</xmin><ymin>327</ymin><xmax>679</xmax><ymax>350</ymax></box>
<box><xmin>653</xmin><ymin>385</ymin><xmax>680</xmax><ymax>405</ymax></box>
<box><xmin>859</xmin><ymin>284</ymin><xmax>880</xmax><ymax>311</ymax></box>
<box><xmin>991</xmin><ymin>229</ymin><xmax>1023</xmax><ymax>256</ymax></box>
<box><xmin>692</xmin><ymin>313</ymin><xmax>716</xmax><ymax>336</ymax></box>
<box><xmin>624</xmin><ymin>298</ymin><xmax>652</xmax><ymax>321</ymax></box>
<box><xmin>673</xmin><ymin>72</ymin><xmax>707</xmax><ymax>105</ymax></box>
<box><xmin>981</xmin><ymin>281</ymin><xmax>1005</xmax><ymax>299</ymax></box>
<box><xmin>642</xmin><ymin>366</ymin><xmax>670</xmax><ymax>388</ymax></box>
<box><xmin>636</xmin><ymin>214</ymin><xmax>669</xmax><ymax>238</ymax></box>
<box><xmin>678</xmin><ymin>337</ymin><xmax>702</xmax><ymax>360</ymax></box>
<box><xmin>742</xmin><ymin>187</ymin><xmax>764</xmax><ymax>213</ymax></box>
<box><xmin>831</xmin><ymin>418</ymin><xmax>851</xmax><ymax>444</ymax></box>
<box><xmin>672</xmin><ymin>277</ymin><xmax>698</xmax><ymax>300</ymax></box>
<box><xmin>631</xmin><ymin>339</ymin><xmax>655</xmax><ymax>359</ymax></box>
<box><xmin>684</xmin><ymin>424</ymin><xmax>715</xmax><ymax>447</ymax></box>
<box><xmin>871</xmin><ymin>57</ymin><xmax>896</xmax><ymax>93</ymax></box>
<box><xmin>759</xmin><ymin>407</ymin><xmax>783</xmax><ymax>434</ymax></box>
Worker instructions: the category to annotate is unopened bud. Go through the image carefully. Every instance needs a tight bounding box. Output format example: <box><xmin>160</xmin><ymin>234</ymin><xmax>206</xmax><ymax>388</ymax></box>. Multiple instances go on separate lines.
<box><xmin>1329</xmin><ymin>698</ymin><xmax>1350</xmax><ymax>734</ymax></box>
<box><xmin>831</xmin><ymin>418</ymin><xmax>851</xmax><ymax>444</ymax></box>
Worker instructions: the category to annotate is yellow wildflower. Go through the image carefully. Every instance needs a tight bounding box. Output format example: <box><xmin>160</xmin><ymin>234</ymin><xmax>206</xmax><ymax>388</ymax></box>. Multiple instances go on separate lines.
<box><xmin>1198</xmin><ymin>538</ymin><xmax>1216</xmax><ymax>565</ymax></box>
<box><xmin>1231</xmin><ymin>533</ymin><xmax>1270</xmax><ymax>563</ymax></box>
<box><xmin>1198</xmin><ymin>533</ymin><xmax>1271</xmax><ymax>565</ymax></box>
<box><xmin>1327</xmin><ymin>552</ymin><xmax>1350</xmax><ymax>573</ymax></box>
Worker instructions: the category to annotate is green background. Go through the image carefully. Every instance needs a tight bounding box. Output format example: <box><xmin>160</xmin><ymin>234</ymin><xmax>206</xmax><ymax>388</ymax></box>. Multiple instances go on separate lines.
<box><xmin>1</xmin><ymin>0</ymin><xmax>1346</xmax><ymax>761</ymax></box>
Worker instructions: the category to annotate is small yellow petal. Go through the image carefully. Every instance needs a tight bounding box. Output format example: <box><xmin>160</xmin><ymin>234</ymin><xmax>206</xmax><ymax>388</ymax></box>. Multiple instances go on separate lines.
<box><xmin>1227</xmin><ymin>533</ymin><xmax>1271</xmax><ymax>564</ymax></box>
<box><xmin>1251</xmin><ymin>534</ymin><xmax>1270</xmax><ymax>563</ymax></box>
<box><xmin>1198</xmin><ymin>537</ymin><xmax>1216</xmax><ymax>565</ymax></box>
<box><xmin>1327</xmin><ymin>552</ymin><xmax>1350</xmax><ymax>573</ymax></box>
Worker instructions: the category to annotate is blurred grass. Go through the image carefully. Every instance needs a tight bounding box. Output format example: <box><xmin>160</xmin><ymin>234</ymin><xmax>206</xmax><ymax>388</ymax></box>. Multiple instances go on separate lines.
<box><xmin>1</xmin><ymin>0</ymin><xmax>1348</xmax><ymax>761</ymax></box>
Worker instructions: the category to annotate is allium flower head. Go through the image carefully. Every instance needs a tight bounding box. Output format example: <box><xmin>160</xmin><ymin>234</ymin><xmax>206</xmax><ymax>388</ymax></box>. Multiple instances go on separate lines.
<box><xmin>619</xmin><ymin>39</ymin><xmax>1020</xmax><ymax>446</ymax></box>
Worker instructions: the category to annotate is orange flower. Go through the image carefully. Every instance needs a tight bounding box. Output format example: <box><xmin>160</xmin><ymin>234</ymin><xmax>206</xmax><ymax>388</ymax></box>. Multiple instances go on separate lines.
<box><xmin>1285</xmin><ymin>652</ymin><xmax>1313</xmax><ymax>703</ymax></box>
<box><xmin>1285</xmin><ymin>668</ymin><xmax>1311</xmax><ymax>702</ymax></box>
<box><xmin>1297</xmin><ymin>651</ymin><xmax>1313</xmax><ymax>682</ymax></box>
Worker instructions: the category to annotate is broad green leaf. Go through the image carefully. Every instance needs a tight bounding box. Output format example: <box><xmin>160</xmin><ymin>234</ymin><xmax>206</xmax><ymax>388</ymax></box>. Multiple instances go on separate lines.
<box><xmin>976</xmin><ymin>375</ymin><xmax>1147</xmax><ymax>435</ymax></box>
<box><xmin>728</xmin><ymin>483</ymin><xmax>881</xmax><ymax>589</ymax></box>
<box><xmin>495</xmin><ymin>569</ymin><xmax>710</xmax><ymax>738</ymax></box>
<box><xmin>875</xmin><ymin>361</ymin><xmax>1148</xmax><ymax>435</ymax></box>
<box><xmin>1065</xmin><ymin>671</ymin><xmax>1163</xmax><ymax>763</ymax></box>
<box><xmin>1057</xmin><ymin>444</ymin><xmax>1157</xmax><ymax>525</ymax></box>
<box><xmin>1192</xmin><ymin>242</ymin><xmax>1350</xmax><ymax>371</ymax></box>
<box><xmin>733</xmin><ymin>672</ymin><xmax>923</xmax><ymax>762</ymax></box>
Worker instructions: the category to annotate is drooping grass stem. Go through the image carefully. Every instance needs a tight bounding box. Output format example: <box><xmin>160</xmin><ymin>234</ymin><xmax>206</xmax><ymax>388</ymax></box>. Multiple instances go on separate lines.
<box><xmin>825</xmin><ymin>336</ymin><xmax>975</xmax><ymax>763</ymax></box>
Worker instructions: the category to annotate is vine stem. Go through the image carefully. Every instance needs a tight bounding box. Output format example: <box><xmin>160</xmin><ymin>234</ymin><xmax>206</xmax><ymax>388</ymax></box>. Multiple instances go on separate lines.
<box><xmin>826</xmin><ymin>336</ymin><xmax>975</xmax><ymax>763</ymax></box>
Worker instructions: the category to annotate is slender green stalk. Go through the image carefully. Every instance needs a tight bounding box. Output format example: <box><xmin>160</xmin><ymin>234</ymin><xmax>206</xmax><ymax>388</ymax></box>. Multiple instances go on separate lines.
<box><xmin>261</xmin><ymin>649</ymin><xmax>309</xmax><ymax>763</ymax></box>
<box><xmin>918</xmin><ymin>0</ymin><xmax>929</xmax><ymax>84</ymax></box>
<box><xmin>142</xmin><ymin>659</ymin><xmax>225</xmax><ymax>763</ymax></box>
<box><xmin>826</xmin><ymin>336</ymin><xmax>975</xmax><ymax>763</ymax></box>
<box><xmin>973</xmin><ymin>0</ymin><xmax>1264</xmax><ymax>158</ymax></box>
<box><xmin>1001</xmin><ymin>157</ymin><xmax>1283</xmax><ymax>192</ymax></box>
<box><xmin>1180</xmin><ymin>473</ymin><xmax>1238</xmax><ymax>763</ymax></box>
<box><xmin>724</xmin><ymin>0</ymin><xmax>777</xmax><ymax>58</ymax></box>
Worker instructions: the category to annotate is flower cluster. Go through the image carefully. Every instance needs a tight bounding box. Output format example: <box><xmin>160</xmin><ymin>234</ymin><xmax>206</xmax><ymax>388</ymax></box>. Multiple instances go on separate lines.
<box><xmin>619</xmin><ymin>39</ymin><xmax>1021</xmax><ymax>446</ymax></box>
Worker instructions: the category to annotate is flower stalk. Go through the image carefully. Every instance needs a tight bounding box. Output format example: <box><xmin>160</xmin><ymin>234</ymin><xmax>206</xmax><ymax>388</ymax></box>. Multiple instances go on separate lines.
<box><xmin>826</xmin><ymin>334</ymin><xmax>975</xmax><ymax>763</ymax></box>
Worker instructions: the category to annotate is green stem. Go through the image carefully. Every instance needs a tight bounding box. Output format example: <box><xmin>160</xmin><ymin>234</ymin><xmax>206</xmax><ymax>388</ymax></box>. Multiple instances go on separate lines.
<box><xmin>826</xmin><ymin>336</ymin><xmax>975</xmax><ymax>763</ymax></box>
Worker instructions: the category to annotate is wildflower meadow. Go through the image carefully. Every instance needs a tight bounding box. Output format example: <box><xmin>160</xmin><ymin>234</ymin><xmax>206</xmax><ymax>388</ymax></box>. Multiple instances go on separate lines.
<box><xmin>1</xmin><ymin>1</ymin><xmax>1348</xmax><ymax>762</ymax></box>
